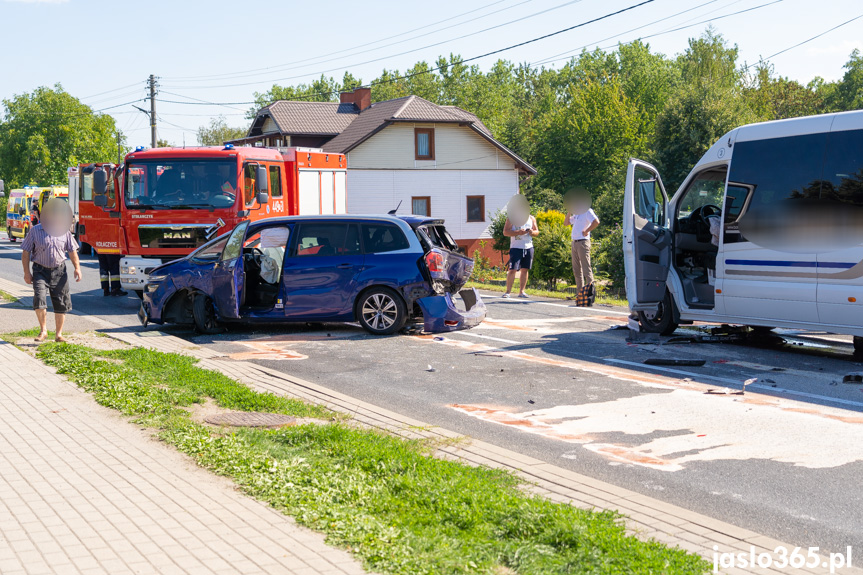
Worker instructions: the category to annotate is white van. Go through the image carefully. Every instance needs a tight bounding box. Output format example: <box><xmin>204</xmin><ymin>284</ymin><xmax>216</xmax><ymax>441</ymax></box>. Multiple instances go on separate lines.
<box><xmin>623</xmin><ymin>110</ymin><xmax>863</xmax><ymax>351</ymax></box>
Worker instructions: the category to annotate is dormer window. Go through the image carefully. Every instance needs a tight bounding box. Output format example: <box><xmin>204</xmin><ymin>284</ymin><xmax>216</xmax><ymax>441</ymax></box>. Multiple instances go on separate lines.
<box><xmin>415</xmin><ymin>128</ymin><xmax>435</xmax><ymax>160</ymax></box>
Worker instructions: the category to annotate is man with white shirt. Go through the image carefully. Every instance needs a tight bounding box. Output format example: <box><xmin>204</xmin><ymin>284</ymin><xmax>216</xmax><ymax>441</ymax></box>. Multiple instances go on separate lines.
<box><xmin>568</xmin><ymin>207</ymin><xmax>600</xmax><ymax>292</ymax></box>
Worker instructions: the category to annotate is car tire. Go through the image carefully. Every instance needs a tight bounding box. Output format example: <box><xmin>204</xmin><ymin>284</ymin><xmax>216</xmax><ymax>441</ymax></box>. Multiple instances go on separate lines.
<box><xmin>357</xmin><ymin>287</ymin><xmax>407</xmax><ymax>335</ymax></box>
<box><xmin>192</xmin><ymin>294</ymin><xmax>223</xmax><ymax>334</ymax></box>
<box><xmin>637</xmin><ymin>290</ymin><xmax>679</xmax><ymax>336</ymax></box>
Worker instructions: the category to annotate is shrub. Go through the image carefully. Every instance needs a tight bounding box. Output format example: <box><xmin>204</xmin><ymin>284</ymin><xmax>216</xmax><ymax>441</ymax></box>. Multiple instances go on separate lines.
<box><xmin>531</xmin><ymin>211</ymin><xmax>574</xmax><ymax>287</ymax></box>
<box><xmin>592</xmin><ymin>224</ymin><xmax>626</xmax><ymax>293</ymax></box>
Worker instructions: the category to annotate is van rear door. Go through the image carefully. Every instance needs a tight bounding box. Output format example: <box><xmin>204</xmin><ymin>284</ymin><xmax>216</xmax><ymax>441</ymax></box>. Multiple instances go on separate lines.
<box><xmin>623</xmin><ymin>159</ymin><xmax>672</xmax><ymax>311</ymax></box>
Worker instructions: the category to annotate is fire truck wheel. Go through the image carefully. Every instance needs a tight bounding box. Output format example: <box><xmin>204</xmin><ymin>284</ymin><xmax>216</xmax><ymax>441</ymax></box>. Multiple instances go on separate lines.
<box><xmin>193</xmin><ymin>294</ymin><xmax>223</xmax><ymax>334</ymax></box>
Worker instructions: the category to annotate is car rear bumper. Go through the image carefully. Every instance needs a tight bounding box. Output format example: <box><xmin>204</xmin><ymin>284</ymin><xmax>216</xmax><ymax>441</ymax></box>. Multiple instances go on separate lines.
<box><xmin>417</xmin><ymin>288</ymin><xmax>486</xmax><ymax>333</ymax></box>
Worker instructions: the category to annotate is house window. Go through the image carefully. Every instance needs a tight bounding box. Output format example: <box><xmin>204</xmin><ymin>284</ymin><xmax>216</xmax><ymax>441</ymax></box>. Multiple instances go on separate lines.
<box><xmin>466</xmin><ymin>195</ymin><xmax>485</xmax><ymax>222</ymax></box>
<box><xmin>412</xmin><ymin>196</ymin><xmax>431</xmax><ymax>217</ymax></box>
<box><xmin>415</xmin><ymin>128</ymin><xmax>435</xmax><ymax>160</ymax></box>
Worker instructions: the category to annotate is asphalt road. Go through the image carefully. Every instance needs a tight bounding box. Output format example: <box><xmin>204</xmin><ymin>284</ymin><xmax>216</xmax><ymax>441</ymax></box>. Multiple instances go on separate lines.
<box><xmin>3</xmin><ymin>232</ymin><xmax>863</xmax><ymax>557</ymax></box>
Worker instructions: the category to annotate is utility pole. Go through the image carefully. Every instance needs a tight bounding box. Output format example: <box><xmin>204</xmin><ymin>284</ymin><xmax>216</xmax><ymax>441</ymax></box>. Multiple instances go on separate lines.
<box><xmin>148</xmin><ymin>74</ymin><xmax>157</xmax><ymax>148</ymax></box>
<box><xmin>116</xmin><ymin>131</ymin><xmax>122</xmax><ymax>163</ymax></box>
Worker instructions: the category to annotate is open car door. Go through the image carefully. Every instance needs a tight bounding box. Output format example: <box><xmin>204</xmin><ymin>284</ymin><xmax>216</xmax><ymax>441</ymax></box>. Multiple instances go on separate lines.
<box><xmin>623</xmin><ymin>159</ymin><xmax>672</xmax><ymax>312</ymax></box>
<box><xmin>211</xmin><ymin>221</ymin><xmax>249</xmax><ymax>319</ymax></box>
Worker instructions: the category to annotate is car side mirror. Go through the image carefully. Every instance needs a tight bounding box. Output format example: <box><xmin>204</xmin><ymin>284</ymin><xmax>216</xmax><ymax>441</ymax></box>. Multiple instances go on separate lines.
<box><xmin>255</xmin><ymin>165</ymin><xmax>268</xmax><ymax>192</ymax></box>
<box><xmin>18</xmin><ymin>206</ymin><xmax>26</xmax><ymax>215</ymax></box>
<box><xmin>93</xmin><ymin>169</ymin><xmax>108</xmax><ymax>196</ymax></box>
<box><xmin>256</xmin><ymin>191</ymin><xmax>269</xmax><ymax>204</ymax></box>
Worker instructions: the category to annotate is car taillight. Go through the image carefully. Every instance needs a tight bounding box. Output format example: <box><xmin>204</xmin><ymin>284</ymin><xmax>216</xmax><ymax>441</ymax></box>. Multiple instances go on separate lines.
<box><xmin>425</xmin><ymin>249</ymin><xmax>444</xmax><ymax>273</ymax></box>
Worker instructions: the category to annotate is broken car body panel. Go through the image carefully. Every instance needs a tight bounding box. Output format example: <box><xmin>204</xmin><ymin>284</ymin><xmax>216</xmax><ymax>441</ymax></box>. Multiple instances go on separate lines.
<box><xmin>418</xmin><ymin>288</ymin><xmax>487</xmax><ymax>332</ymax></box>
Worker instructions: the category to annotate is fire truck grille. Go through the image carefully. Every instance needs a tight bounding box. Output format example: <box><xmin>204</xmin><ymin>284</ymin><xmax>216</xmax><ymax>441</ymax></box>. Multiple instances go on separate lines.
<box><xmin>138</xmin><ymin>227</ymin><xmax>210</xmax><ymax>250</ymax></box>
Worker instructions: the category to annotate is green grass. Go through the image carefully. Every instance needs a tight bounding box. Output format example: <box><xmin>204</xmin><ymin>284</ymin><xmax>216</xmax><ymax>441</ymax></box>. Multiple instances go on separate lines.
<box><xmin>32</xmin><ymin>342</ymin><xmax>708</xmax><ymax>575</ymax></box>
<box><xmin>467</xmin><ymin>281</ymin><xmax>628</xmax><ymax>308</ymax></box>
<box><xmin>0</xmin><ymin>289</ymin><xmax>20</xmax><ymax>303</ymax></box>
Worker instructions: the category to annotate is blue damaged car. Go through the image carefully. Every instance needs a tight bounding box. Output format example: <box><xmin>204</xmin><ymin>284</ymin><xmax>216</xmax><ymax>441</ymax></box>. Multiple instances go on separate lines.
<box><xmin>138</xmin><ymin>214</ymin><xmax>485</xmax><ymax>335</ymax></box>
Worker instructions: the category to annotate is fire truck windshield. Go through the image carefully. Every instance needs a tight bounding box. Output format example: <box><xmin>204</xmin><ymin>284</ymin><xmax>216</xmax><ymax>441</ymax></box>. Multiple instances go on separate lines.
<box><xmin>125</xmin><ymin>160</ymin><xmax>237</xmax><ymax>210</ymax></box>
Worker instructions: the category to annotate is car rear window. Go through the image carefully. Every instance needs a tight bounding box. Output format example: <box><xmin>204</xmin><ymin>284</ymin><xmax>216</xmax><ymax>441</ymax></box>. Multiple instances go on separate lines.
<box><xmin>418</xmin><ymin>224</ymin><xmax>459</xmax><ymax>252</ymax></box>
<box><xmin>362</xmin><ymin>223</ymin><xmax>409</xmax><ymax>253</ymax></box>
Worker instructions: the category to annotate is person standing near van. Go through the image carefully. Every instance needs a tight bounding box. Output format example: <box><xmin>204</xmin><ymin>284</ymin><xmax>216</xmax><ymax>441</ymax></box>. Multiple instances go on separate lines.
<box><xmin>503</xmin><ymin>213</ymin><xmax>539</xmax><ymax>299</ymax></box>
<box><xmin>569</xmin><ymin>208</ymin><xmax>600</xmax><ymax>292</ymax></box>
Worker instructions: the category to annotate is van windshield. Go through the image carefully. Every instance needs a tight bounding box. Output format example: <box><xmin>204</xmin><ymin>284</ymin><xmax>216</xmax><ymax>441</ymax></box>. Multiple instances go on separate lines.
<box><xmin>125</xmin><ymin>160</ymin><xmax>237</xmax><ymax>210</ymax></box>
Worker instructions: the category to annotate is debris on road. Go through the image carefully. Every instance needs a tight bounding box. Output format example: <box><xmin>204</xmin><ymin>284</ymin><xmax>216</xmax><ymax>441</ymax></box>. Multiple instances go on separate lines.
<box><xmin>842</xmin><ymin>373</ymin><xmax>863</xmax><ymax>384</ymax></box>
<box><xmin>427</xmin><ymin>365</ymin><xmax>436</xmax><ymax>372</ymax></box>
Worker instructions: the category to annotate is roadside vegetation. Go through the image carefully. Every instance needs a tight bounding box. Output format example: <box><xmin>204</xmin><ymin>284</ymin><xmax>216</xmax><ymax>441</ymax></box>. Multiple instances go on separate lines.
<box><xmin>18</xmin><ymin>336</ymin><xmax>708</xmax><ymax>575</ymax></box>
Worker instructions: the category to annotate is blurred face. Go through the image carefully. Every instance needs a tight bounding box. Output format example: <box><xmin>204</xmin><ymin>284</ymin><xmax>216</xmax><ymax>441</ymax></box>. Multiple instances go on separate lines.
<box><xmin>564</xmin><ymin>187</ymin><xmax>592</xmax><ymax>215</ymax></box>
<box><xmin>41</xmin><ymin>198</ymin><xmax>73</xmax><ymax>237</ymax></box>
<box><xmin>506</xmin><ymin>195</ymin><xmax>530</xmax><ymax>228</ymax></box>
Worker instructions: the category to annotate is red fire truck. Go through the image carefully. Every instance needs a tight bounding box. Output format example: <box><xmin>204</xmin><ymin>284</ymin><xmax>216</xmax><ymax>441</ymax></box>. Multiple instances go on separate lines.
<box><xmin>73</xmin><ymin>145</ymin><xmax>347</xmax><ymax>295</ymax></box>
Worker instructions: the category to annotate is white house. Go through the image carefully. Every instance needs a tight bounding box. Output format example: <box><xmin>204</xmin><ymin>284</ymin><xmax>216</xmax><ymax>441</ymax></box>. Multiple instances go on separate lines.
<box><xmin>232</xmin><ymin>88</ymin><xmax>536</xmax><ymax>257</ymax></box>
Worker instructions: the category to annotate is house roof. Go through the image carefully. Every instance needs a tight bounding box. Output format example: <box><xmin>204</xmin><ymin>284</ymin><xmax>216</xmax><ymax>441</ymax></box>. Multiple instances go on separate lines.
<box><xmin>321</xmin><ymin>95</ymin><xmax>536</xmax><ymax>174</ymax></box>
<box><xmin>249</xmin><ymin>101</ymin><xmax>358</xmax><ymax>137</ymax></box>
<box><xmin>240</xmin><ymin>94</ymin><xmax>535</xmax><ymax>175</ymax></box>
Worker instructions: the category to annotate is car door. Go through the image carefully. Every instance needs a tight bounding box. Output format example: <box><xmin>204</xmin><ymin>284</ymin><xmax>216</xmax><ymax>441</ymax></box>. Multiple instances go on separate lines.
<box><xmin>211</xmin><ymin>221</ymin><xmax>248</xmax><ymax>319</ymax></box>
<box><xmin>623</xmin><ymin>159</ymin><xmax>672</xmax><ymax>312</ymax></box>
<box><xmin>282</xmin><ymin>222</ymin><xmax>364</xmax><ymax>318</ymax></box>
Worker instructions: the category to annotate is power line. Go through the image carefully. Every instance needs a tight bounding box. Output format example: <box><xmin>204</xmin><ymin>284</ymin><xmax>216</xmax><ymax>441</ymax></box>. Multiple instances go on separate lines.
<box><xmin>163</xmin><ymin>0</ymin><xmax>531</xmax><ymax>82</ymax></box>
<box><xmin>757</xmin><ymin>12</ymin><xmax>863</xmax><ymax>63</ymax></box>
<box><xmin>162</xmin><ymin>0</ymin><xmax>597</xmax><ymax>90</ymax></box>
<box><xmin>158</xmin><ymin>0</ymin><xmax>656</xmax><ymax>108</ymax></box>
<box><xmin>79</xmin><ymin>81</ymin><xmax>146</xmax><ymax>101</ymax></box>
<box><xmin>535</xmin><ymin>0</ymin><xmax>785</xmax><ymax>66</ymax></box>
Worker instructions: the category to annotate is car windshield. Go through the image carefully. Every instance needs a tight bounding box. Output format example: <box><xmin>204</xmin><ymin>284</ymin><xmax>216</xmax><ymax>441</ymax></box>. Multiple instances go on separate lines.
<box><xmin>125</xmin><ymin>160</ymin><xmax>237</xmax><ymax>210</ymax></box>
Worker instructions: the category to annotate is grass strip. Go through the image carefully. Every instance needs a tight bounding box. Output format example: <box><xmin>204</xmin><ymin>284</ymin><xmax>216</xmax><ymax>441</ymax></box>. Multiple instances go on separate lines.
<box><xmin>34</xmin><ymin>342</ymin><xmax>709</xmax><ymax>575</ymax></box>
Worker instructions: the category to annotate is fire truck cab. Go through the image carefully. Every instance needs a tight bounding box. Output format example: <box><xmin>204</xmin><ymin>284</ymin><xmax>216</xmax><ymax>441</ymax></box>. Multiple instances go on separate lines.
<box><xmin>79</xmin><ymin>145</ymin><xmax>347</xmax><ymax>294</ymax></box>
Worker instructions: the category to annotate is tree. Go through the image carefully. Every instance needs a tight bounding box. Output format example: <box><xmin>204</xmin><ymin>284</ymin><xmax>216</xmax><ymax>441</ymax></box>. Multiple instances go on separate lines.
<box><xmin>653</xmin><ymin>30</ymin><xmax>757</xmax><ymax>191</ymax></box>
<box><xmin>248</xmin><ymin>74</ymin><xmax>342</xmax><ymax>118</ymax></box>
<box><xmin>197</xmin><ymin>116</ymin><xmax>247</xmax><ymax>146</ymax></box>
<box><xmin>0</xmin><ymin>84</ymin><xmax>121</xmax><ymax>188</ymax></box>
<box><xmin>828</xmin><ymin>49</ymin><xmax>863</xmax><ymax>112</ymax></box>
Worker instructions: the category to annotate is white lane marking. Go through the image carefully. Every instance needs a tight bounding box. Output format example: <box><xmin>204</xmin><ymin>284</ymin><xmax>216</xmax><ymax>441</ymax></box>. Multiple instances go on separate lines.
<box><xmin>606</xmin><ymin>357</ymin><xmax>863</xmax><ymax>409</ymax></box>
<box><xmin>456</xmin><ymin>331</ymin><xmax>521</xmax><ymax>344</ymax></box>
<box><xmin>479</xmin><ymin>292</ymin><xmax>631</xmax><ymax>316</ymax></box>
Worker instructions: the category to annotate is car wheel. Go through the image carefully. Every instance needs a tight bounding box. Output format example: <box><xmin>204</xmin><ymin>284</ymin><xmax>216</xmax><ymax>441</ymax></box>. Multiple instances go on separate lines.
<box><xmin>637</xmin><ymin>290</ymin><xmax>679</xmax><ymax>336</ymax></box>
<box><xmin>192</xmin><ymin>294</ymin><xmax>223</xmax><ymax>334</ymax></box>
<box><xmin>357</xmin><ymin>288</ymin><xmax>406</xmax><ymax>335</ymax></box>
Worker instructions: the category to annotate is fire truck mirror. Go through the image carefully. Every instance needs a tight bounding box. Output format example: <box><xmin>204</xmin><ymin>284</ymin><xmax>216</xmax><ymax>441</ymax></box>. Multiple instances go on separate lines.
<box><xmin>93</xmin><ymin>194</ymin><xmax>108</xmax><ymax>208</ymax></box>
<box><xmin>255</xmin><ymin>165</ymin><xmax>269</xmax><ymax>193</ymax></box>
<box><xmin>256</xmin><ymin>191</ymin><xmax>269</xmax><ymax>205</ymax></box>
<box><xmin>93</xmin><ymin>169</ymin><xmax>108</xmax><ymax>196</ymax></box>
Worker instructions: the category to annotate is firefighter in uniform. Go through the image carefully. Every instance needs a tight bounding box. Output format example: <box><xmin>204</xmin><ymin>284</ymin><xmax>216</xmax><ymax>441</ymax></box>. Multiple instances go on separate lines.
<box><xmin>97</xmin><ymin>252</ymin><xmax>127</xmax><ymax>297</ymax></box>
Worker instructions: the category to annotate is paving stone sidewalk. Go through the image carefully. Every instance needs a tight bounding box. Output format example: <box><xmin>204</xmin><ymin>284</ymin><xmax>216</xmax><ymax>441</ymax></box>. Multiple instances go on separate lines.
<box><xmin>0</xmin><ymin>336</ymin><xmax>369</xmax><ymax>575</ymax></box>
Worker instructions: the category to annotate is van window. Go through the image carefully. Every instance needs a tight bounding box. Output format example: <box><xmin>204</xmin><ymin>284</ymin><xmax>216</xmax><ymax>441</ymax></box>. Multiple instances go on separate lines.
<box><xmin>822</xmin><ymin>129</ymin><xmax>863</xmax><ymax>205</ymax></box>
<box><xmin>729</xmin><ymin>133</ymin><xmax>827</xmax><ymax>210</ymax></box>
<box><xmin>633</xmin><ymin>166</ymin><xmax>665</xmax><ymax>225</ymax></box>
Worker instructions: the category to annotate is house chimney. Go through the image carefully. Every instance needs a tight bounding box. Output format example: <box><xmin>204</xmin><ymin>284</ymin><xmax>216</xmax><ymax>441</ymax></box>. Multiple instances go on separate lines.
<box><xmin>340</xmin><ymin>87</ymin><xmax>372</xmax><ymax>112</ymax></box>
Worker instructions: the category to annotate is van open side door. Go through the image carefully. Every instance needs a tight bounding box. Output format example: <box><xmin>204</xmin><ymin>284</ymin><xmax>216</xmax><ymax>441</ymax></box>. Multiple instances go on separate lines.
<box><xmin>623</xmin><ymin>159</ymin><xmax>672</xmax><ymax>311</ymax></box>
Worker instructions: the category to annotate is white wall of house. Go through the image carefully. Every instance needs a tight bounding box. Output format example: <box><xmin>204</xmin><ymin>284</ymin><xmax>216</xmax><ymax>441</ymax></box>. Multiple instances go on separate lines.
<box><xmin>346</xmin><ymin>169</ymin><xmax>518</xmax><ymax>241</ymax></box>
<box><xmin>345</xmin><ymin>122</ymin><xmax>521</xmax><ymax>240</ymax></box>
<box><xmin>347</xmin><ymin>123</ymin><xmax>519</xmax><ymax>171</ymax></box>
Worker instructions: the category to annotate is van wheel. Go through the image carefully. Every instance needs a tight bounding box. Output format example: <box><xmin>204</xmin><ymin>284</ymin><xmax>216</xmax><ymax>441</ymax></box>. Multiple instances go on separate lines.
<box><xmin>357</xmin><ymin>288</ymin><xmax>406</xmax><ymax>335</ymax></box>
<box><xmin>637</xmin><ymin>291</ymin><xmax>679</xmax><ymax>336</ymax></box>
<box><xmin>8</xmin><ymin>236</ymin><xmax>15</xmax><ymax>243</ymax></box>
<box><xmin>192</xmin><ymin>294</ymin><xmax>223</xmax><ymax>334</ymax></box>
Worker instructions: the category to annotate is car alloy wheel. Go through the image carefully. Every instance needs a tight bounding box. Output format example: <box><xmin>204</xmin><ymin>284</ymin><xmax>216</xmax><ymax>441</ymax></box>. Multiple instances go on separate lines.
<box><xmin>358</xmin><ymin>288</ymin><xmax>407</xmax><ymax>335</ymax></box>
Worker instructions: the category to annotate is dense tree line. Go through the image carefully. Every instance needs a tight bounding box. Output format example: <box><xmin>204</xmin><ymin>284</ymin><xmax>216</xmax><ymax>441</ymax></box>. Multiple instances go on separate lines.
<box><xmin>251</xmin><ymin>30</ymin><xmax>863</xmax><ymax>235</ymax></box>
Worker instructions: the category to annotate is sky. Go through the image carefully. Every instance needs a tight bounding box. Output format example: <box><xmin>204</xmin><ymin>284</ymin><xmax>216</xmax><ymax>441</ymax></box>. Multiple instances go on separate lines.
<box><xmin>1</xmin><ymin>0</ymin><xmax>861</xmax><ymax>147</ymax></box>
